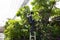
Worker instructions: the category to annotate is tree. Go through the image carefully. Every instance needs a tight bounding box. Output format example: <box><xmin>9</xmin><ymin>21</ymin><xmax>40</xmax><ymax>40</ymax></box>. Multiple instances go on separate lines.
<box><xmin>4</xmin><ymin>0</ymin><xmax>60</xmax><ymax>40</ymax></box>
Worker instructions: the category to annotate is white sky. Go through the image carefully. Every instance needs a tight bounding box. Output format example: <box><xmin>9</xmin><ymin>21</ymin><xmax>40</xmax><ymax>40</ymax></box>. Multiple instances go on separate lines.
<box><xmin>0</xmin><ymin>0</ymin><xmax>60</xmax><ymax>26</ymax></box>
<box><xmin>0</xmin><ymin>0</ymin><xmax>24</xmax><ymax>26</ymax></box>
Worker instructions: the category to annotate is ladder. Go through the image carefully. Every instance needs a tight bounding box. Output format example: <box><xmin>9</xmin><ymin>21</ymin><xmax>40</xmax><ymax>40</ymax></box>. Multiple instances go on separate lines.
<box><xmin>30</xmin><ymin>31</ymin><xmax>36</xmax><ymax>40</ymax></box>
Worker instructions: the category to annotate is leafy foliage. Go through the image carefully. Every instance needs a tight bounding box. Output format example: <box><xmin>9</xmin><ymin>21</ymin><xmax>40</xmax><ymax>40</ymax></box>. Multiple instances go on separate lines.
<box><xmin>4</xmin><ymin>19</ymin><xmax>30</xmax><ymax>40</ymax></box>
<box><xmin>4</xmin><ymin>0</ymin><xmax>60</xmax><ymax>40</ymax></box>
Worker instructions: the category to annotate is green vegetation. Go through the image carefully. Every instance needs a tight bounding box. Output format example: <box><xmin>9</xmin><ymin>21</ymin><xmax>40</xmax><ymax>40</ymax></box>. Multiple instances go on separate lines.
<box><xmin>4</xmin><ymin>0</ymin><xmax>60</xmax><ymax>40</ymax></box>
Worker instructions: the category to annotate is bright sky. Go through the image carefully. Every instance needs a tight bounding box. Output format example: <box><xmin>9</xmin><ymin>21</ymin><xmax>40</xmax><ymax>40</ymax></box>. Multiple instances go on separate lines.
<box><xmin>0</xmin><ymin>0</ymin><xmax>24</xmax><ymax>26</ymax></box>
<box><xmin>0</xmin><ymin>0</ymin><xmax>60</xmax><ymax>26</ymax></box>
